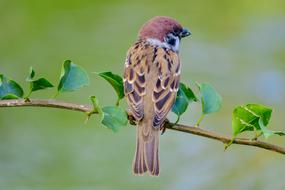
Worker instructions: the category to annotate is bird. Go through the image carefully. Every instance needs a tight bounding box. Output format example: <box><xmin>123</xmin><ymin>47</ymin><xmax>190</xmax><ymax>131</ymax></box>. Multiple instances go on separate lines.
<box><xmin>123</xmin><ymin>16</ymin><xmax>190</xmax><ymax>176</ymax></box>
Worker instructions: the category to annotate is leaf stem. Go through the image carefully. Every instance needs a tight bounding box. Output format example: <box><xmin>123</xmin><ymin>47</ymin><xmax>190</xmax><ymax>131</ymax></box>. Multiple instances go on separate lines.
<box><xmin>52</xmin><ymin>91</ymin><xmax>59</xmax><ymax>99</ymax></box>
<box><xmin>88</xmin><ymin>97</ymin><xmax>97</xmax><ymax>114</ymax></box>
<box><xmin>224</xmin><ymin>137</ymin><xmax>235</xmax><ymax>150</ymax></box>
<box><xmin>24</xmin><ymin>90</ymin><xmax>32</xmax><ymax>100</ymax></box>
<box><xmin>252</xmin><ymin>131</ymin><xmax>263</xmax><ymax>141</ymax></box>
<box><xmin>195</xmin><ymin>114</ymin><xmax>205</xmax><ymax>127</ymax></box>
<box><xmin>116</xmin><ymin>98</ymin><xmax>120</xmax><ymax>106</ymax></box>
<box><xmin>174</xmin><ymin>116</ymin><xmax>180</xmax><ymax>125</ymax></box>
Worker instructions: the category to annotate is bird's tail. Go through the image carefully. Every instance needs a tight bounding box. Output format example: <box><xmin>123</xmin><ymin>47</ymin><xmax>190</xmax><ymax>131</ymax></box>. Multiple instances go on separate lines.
<box><xmin>133</xmin><ymin>120</ymin><xmax>159</xmax><ymax>176</ymax></box>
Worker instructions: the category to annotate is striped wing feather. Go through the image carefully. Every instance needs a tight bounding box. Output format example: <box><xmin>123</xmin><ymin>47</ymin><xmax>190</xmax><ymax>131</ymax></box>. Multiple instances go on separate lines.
<box><xmin>124</xmin><ymin>43</ymin><xmax>148</xmax><ymax>121</ymax></box>
<box><xmin>152</xmin><ymin>48</ymin><xmax>180</xmax><ymax>127</ymax></box>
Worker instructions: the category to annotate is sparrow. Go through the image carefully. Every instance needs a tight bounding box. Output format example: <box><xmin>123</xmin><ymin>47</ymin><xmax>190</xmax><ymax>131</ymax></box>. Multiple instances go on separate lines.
<box><xmin>123</xmin><ymin>16</ymin><xmax>190</xmax><ymax>176</ymax></box>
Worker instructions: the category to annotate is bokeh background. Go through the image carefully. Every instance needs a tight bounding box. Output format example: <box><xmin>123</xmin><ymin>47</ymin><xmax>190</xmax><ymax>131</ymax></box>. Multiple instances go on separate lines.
<box><xmin>1</xmin><ymin>0</ymin><xmax>285</xmax><ymax>189</ymax></box>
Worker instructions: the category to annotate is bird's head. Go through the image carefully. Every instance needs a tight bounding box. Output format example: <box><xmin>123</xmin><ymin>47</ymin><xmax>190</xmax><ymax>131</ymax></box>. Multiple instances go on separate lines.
<box><xmin>138</xmin><ymin>16</ymin><xmax>191</xmax><ymax>52</ymax></box>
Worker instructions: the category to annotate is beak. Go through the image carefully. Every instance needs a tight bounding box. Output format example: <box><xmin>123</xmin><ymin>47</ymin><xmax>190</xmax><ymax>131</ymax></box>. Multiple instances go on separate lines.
<box><xmin>180</xmin><ymin>28</ymin><xmax>191</xmax><ymax>38</ymax></box>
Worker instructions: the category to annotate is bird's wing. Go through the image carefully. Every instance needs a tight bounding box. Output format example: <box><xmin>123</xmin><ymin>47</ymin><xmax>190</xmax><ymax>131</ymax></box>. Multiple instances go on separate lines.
<box><xmin>152</xmin><ymin>48</ymin><xmax>180</xmax><ymax>128</ymax></box>
<box><xmin>123</xmin><ymin>42</ymin><xmax>148</xmax><ymax>121</ymax></box>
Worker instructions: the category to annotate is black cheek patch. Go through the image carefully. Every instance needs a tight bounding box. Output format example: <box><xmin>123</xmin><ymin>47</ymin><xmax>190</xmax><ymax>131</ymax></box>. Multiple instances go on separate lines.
<box><xmin>168</xmin><ymin>38</ymin><xmax>176</xmax><ymax>46</ymax></box>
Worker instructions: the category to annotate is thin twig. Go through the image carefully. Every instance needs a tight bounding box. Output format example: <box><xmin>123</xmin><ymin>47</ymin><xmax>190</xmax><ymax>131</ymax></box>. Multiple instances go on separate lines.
<box><xmin>0</xmin><ymin>99</ymin><xmax>284</xmax><ymax>155</ymax></box>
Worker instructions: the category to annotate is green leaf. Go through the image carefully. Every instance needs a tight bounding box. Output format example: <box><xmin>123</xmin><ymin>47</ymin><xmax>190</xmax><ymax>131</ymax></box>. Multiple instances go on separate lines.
<box><xmin>197</xmin><ymin>82</ymin><xmax>222</xmax><ymax>114</ymax></box>
<box><xmin>232</xmin><ymin>105</ymin><xmax>257</xmax><ymax>136</ymax></box>
<box><xmin>30</xmin><ymin>78</ymin><xmax>54</xmax><ymax>92</ymax></box>
<box><xmin>26</xmin><ymin>67</ymin><xmax>35</xmax><ymax>82</ymax></box>
<box><xmin>231</xmin><ymin>104</ymin><xmax>283</xmax><ymax>138</ymax></box>
<box><xmin>101</xmin><ymin>106</ymin><xmax>128</xmax><ymax>132</ymax></box>
<box><xmin>246</xmin><ymin>104</ymin><xmax>272</xmax><ymax>128</ymax></box>
<box><xmin>58</xmin><ymin>60</ymin><xmax>89</xmax><ymax>92</ymax></box>
<box><xmin>1</xmin><ymin>93</ymin><xmax>20</xmax><ymax>100</ymax></box>
<box><xmin>25</xmin><ymin>67</ymin><xmax>54</xmax><ymax>97</ymax></box>
<box><xmin>96</xmin><ymin>72</ymin><xmax>124</xmax><ymax>101</ymax></box>
<box><xmin>0</xmin><ymin>74</ymin><xmax>24</xmax><ymax>99</ymax></box>
<box><xmin>227</xmin><ymin>104</ymin><xmax>275</xmax><ymax>149</ymax></box>
<box><xmin>172</xmin><ymin>82</ymin><xmax>197</xmax><ymax>116</ymax></box>
<box><xmin>259</xmin><ymin>118</ymin><xmax>285</xmax><ymax>138</ymax></box>
<box><xmin>258</xmin><ymin>119</ymin><xmax>273</xmax><ymax>139</ymax></box>
<box><xmin>180</xmin><ymin>82</ymin><xmax>198</xmax><ymax>101</ymax></box>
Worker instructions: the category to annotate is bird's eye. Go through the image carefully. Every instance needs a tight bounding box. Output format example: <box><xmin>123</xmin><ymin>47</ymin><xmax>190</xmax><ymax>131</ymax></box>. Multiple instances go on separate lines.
<box><xmin>172</xmin><ymin>27</ymin><xmax>181</xmax><ymax>36</ymax></box>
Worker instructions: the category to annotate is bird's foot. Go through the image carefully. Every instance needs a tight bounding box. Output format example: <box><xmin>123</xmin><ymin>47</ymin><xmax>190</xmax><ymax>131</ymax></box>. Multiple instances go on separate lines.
<box><xmin>160</xmin><ymin>124</ymin><xmax>166</xmax><ymax>135</ymax></box>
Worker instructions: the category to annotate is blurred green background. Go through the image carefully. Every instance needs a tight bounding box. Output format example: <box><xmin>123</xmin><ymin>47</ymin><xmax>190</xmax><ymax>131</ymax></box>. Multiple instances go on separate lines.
<box><xmin>1</xmin><ymin>0</ymin><xmax>285</xmax><ymax>189</ymax></box>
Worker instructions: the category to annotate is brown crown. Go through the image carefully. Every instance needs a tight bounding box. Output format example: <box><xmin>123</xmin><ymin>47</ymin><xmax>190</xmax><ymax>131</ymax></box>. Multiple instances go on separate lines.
<box><xmin>138</xmin><ymin>16</ymin><xmax>183</xmax><ymax>41</ymax></box>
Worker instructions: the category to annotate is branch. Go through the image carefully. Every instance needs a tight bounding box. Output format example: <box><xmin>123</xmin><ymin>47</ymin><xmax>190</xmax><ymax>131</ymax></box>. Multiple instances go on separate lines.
<box><xmin>1</xmin><ymin>99</ymin><xmax>284</xmax><ymax>155</ymax></box>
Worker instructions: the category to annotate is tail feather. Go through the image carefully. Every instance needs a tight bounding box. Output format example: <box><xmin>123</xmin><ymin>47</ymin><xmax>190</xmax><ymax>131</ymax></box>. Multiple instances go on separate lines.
<box><xmin>133</xmin><ymin>137</ymin><xmax>147</xmax><ymax>174</ymax></box>
<box><xmin>133</xmin><ymin>122</ymin><xmax>159</xmax><ymax>176</ymax></box>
